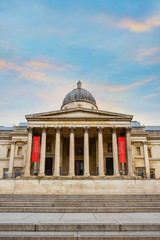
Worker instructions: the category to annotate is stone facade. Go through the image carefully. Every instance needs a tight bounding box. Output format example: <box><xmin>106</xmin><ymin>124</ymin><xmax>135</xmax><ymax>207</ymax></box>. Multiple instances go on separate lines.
<box><xmin>0</xmin><ymin>82</ymin><xmax>160</xmax><ymax>179</ymax></box>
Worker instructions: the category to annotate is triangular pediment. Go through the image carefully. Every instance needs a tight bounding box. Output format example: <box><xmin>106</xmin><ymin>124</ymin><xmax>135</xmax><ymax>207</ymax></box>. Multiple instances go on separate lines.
<box><xmin>26</xmin><ymin>108</ymin><xmax>133</xmax><ymax>122</ymax></box>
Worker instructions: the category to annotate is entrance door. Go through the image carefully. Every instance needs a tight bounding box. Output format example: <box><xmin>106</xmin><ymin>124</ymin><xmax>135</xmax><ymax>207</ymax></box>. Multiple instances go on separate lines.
<box><xmin>45</xmin><ymin>158</ymin><xmax>53</xmax><ymax>176</ymax></box>
<box><xmin>106</xmin><ymin>158</ymin><xmax>113</xmax><ymax>175</ymax></box>
<box><xmin>75</xmin><ymin>160</ymin><xmax>84</xmax><ymax>176</ymax></box>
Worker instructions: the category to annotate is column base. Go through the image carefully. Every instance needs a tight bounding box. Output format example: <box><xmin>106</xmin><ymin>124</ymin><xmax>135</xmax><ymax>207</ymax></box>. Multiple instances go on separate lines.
<box><xmin>128</xmin><ymin>173</ymin><xmax>135</xmax><ymax>177</ymax></box>
<box><xmin>68</xmin><ymin>173</ymin><xmax>75</xmax><ymax>177</ymax></box>
<box><xmin>54</xmin><ymin>173</ymin><xmax>60</xmax><ymax>177</ymax></box>
<box><xmin>146</xmin><ymin>173</ymin><xmax>150</xmax><ymax>179</ymax></box>
<box><xmin>114</xmin><ymin>173</ymin><xmax>120</xmax><ymax>177</ymax></box>
<box><xmin>38</xmin><ymin>174</ymin><xmax>45</xmax><ymax>177</ymax></box>
<box><xmin>84</xmin><ymin>173</ymin><xmax>90</xmax><ymax>177</ymax></box>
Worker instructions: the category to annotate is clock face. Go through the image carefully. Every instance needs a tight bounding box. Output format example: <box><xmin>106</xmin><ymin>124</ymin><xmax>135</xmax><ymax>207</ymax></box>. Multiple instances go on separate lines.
<box><xmin>75</xmin><ymin>147</ymin><xmax>83</xmax><ymax>156</ymax></box>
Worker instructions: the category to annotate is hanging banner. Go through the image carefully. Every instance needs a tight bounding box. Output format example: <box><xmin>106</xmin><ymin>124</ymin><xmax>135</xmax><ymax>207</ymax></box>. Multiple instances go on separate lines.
<box><xmin>32</xmin><ymin>136</ymin><xmax>40</xmax><ymax>162</ymax></box>
<box><xmin>118</xmin><ymin>137</ymin><xmax>126</xmax><ymax>163</ymax></box>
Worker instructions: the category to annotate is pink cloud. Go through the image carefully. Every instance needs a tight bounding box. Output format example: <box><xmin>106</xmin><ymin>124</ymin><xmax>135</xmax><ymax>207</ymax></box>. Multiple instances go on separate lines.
<box><xmin>25</xmin><ymin>60</ymin><xmax>65</xmax><ymax>71</ymax></box>
<box><xmin>117</xmin><ymin>15</ymin><xmax>160</xmax><ymax>33</ymax></box>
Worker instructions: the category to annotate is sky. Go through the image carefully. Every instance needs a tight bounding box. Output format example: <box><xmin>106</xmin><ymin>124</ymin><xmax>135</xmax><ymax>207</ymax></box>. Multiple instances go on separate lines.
<box><xmin>0</xmin><ymin>0</ymin><xmax>160</xmax><ymax>126</ymax></box>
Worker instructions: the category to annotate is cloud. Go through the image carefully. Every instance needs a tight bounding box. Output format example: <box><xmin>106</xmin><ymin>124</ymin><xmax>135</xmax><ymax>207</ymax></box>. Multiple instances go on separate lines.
<box><xmin>0</xmin><ymin>58</ymin><xmax>73</xmax><ymax>83</ymax></box>
<box><xmin>136</xmin><ymin>47</ymin><xmax>160</xmax><ymax>64</ymax></box>
<box><xmin>90</xmin><ymin>77</ymin><xmax>156</xmax><ymax>93</ymax></box>
<box><xmin>143</xmin><ymin>86</ymin><xmax>160</xmax><ymax>99</ymax></box>
<box><xmin>25</xmin><ymin>60</ymin><xmax>65</xmax><ymax>71</ymax></box>
<box><xmin>117</xmin><ymin>14</ymin><xmax>160</xmax><ymax>33</ymax></box>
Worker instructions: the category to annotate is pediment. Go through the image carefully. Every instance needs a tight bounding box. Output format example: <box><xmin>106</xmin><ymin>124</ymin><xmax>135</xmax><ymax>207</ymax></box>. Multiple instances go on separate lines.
<box><xmin>26</xmin><ymin>108</ymin><xmax>133</xmax><ymax>122</ymax></box>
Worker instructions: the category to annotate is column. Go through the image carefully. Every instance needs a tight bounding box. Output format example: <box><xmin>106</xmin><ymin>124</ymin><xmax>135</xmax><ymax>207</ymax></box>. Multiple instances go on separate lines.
<box><xmin>54</xmin><ymin>127</ymin><xmax>61</xmax><ymax>176</ymax></box>
<box><xmin>111</xmin><ymin>127</ymin><xmax>120</xmax><ymax>176</ymax></box>
<box><xmin>98</xmin><ymin>127</ymin><xmax>104</xmax><ymax>176</ymax></box>
<box><xmin>23</xmin><ymin>141</ymin><xmax>27</xmax><ymax>170</ymax></box>
<box><xmin>126</xmin><ymin>127</ymin><xmax>134</xmax><ymax>176</ymax></box>
<box><xmin>8</xmin><ymin>141</ymin><xmax>15</xmax><ymax>178</ymax></box>
<box><xmin>24</xmin><ymin>127</ymin><xmax>33</xmax><ymax>176</ymax></box>
<box><xmin>143</xmin><ymin>141</ymin><xmax>150</xmax><ymax>178</ymax></box>
<box><xmin>69</xmin><ymin>127</ymin><xmax>75</xmax><ymax>176</ymax></box>
<box><xmin>39</xmin><ymin>127</ymin><xmax>47</xmax><ymax>176</ymax></box>
<box><xmin>84</xmin><ymin>127</ymin><xmax>90</xmax><ymax>176</ymax></box>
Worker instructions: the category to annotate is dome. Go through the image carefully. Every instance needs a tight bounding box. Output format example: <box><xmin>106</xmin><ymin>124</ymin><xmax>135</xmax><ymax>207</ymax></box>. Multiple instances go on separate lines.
<box><xmin>61</xmin><ymin>81</ymin><xmax>98</xmax><ymax>110</ymax></box>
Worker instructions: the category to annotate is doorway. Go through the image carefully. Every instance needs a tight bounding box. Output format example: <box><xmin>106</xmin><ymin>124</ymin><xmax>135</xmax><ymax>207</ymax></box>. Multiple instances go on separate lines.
<box><xmin>45</xmin><ymin>158</ymin><xmax>53</xmax><ymax>176</ymax></box>
<box><xmin>75</xmin><ymin>160</ymin><xmax>84</xmax><ymax>176</ymax></box>
<box><xmin>106</xmin><ymin>158</ymin><xmax>113</xmax><ymax>175</ymax></box>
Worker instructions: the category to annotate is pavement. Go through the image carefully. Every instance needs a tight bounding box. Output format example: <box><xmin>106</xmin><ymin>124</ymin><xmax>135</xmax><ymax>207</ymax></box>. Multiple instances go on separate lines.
<box><xmin>1</xmin><ymin>212</ymin><xmax>160</xmax><ymax>224</ymax></box>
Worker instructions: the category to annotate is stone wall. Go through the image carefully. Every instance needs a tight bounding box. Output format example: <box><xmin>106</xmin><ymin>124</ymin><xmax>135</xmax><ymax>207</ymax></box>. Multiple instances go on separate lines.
<box><xmin>0</xmin><ymin>179</ymin><xmax>160</xmax><ymax>195</ymax></box>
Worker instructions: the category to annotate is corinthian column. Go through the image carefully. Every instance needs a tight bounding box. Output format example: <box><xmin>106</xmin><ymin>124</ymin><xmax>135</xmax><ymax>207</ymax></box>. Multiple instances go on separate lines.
<box><xmin>39</xmin><ymin>127</ymin><xmax>47</xmax><ymax>176</ymax></box>
<box><xmin>111</xmin><ymin>127</ymin><xmax>120</xmax><ymax>176</ymax></box>
<box><xmin>69</xmin><ymin>127</ymin><xmax>75</xmax><ymax>176</ymax></box>
<box><xmin>126</xmin><ymin>127</ymin><xmax>134</xmax><ymax>176</ymax></box>
<box><xmin>98</xmin><ymin>127</ymin><xmax>104</xmax><ymax>176</ymax></box>
<box><xmin>143</xmin><ymin>141</ymin><xmax>150</xmax><ymax>178</ymax></box>
<box><xmin>24</xmin><ymin>127</ymin><xmax>33</xmax><ymax>176</ymax></box>
<box><xmin>54</xmin><ymin>127</ymin><xmax>61</xmax><ymax>176</ymax></box>
<box><xmin>84</xmin><ymin>127</ymin><xmax>90</xmax><ymax>176</ymax></box>
<box><xmin>8</xmin><ymin>141</ymin><xmax>15</xmax><ymax>178</ymax></box>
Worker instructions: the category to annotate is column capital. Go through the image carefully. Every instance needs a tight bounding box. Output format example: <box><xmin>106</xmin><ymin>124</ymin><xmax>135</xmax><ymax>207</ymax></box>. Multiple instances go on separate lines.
<box><xmin>10</xmin><ymin>140</ymin><xmax>16</xmax><ymax>145</ymax></box>
<box><xmin>143</xmin><ymin>141</ymin><xmax>147</xmax><ymax>145</ymax></box>
<box><xmin>41</xmin><ymin>126</ymin><xmax>48</xmax><ymax>133</ymax></box>
<box><xmin>125</xmin><ymin>126</ymin><xmax>132</xmax><ymax>133</ymax></box>
<box><xmin>97</xmin><ymin>126</ymin><xmax>104</xmax><ymax>132</ymax></box>
<box><xmin>83</xmin><ymin>126</ymin><xmax>90</xmax><ymax>132</ymax></box>
<box><xmin>69</xmin><ymin>126</ymin><xmax>76</xmax><ymax>132</ymax></box>
<box><xmin>27</xmin><ymin>126</ymin><xmax>33</xmax><ymax>133</ymax></box>
<box><xmin>55</xmin><ymin>126</ymin><xmax>61</xmax><ymax>132</ymax></box>
<box><xmin>110</xmin><ymin>126</ymin><xmax>117</xmax><ymax>133</ymax></box>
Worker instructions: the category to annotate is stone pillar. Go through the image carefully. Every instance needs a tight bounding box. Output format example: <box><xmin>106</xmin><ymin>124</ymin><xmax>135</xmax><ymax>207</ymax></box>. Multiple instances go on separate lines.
<box><xmin>84</xmin><ymin>127</ymin><xmax>90</xmax><ymax>176</ymax></box>
<box><xmin>111</xmin><ymin>127</ymin><xmax>120</xmax><ymax>176</ymax></box>
<box><xmin>143</xmin><ymin>141</ymin><xmax>150</xmax><ymax>178</ymax></box>
<box><xmin>39</xmin><ymin>127</ymin><xmax>47</xmax><ymax>176</ymax></box>
<box><xmin>24</xmin><ymin>127</ymin><xmax>33</xmax><ymax>176</ymax></box>
<box><xmin>23</xmin><ymin>141</ymin><xmax>27</xmax><ymax>171</ymax></box>
<box><xmin>98</xmin><ymin>127</ymin><xmax>104</xmax><ymax>176</ymax></box>
<box><xmin>8</xmin><ymin>141</ymin><xmax>15</xmax><ymax>178</ymax></box>
<box><xmin>69</xmin><ymin>127</ymin><xmax>75</xmax><ymax>176</ymax></box>
<box><xmin>126</xmin><ymin>127</ymin><xmax>134</xmax><ymax>176</ymax></box>
<box><xmin>54</xmin><ymin>127</ymin><xmax>61</xmax><ymax>176</ymax></box>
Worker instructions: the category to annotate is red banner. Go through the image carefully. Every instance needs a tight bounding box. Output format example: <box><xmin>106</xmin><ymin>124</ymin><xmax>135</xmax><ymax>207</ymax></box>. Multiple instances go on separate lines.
<box><xmin>32</xmin><ymin>136</ymin><xmax>40</xmax><ymax>162</ymax></box>
<box><xmin>118</xmin><ymin>137</ymin><xmax>126</xmax><ymax>163</ymax></box>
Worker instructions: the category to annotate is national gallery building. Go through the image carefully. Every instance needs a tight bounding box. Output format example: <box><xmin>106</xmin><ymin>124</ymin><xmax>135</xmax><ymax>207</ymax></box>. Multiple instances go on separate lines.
<box><xmin>0</xmin><ymin>81</ymin><xmax>160</xmax><ymax>179</ymax></box>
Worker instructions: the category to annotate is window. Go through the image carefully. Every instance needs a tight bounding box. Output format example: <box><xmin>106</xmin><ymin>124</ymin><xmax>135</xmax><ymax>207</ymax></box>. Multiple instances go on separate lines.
<box><xmin>3</xmin><ymin>169</ymin><xmax>9</xmax><ymax>178</ymax></box>
<box><xmin>108</xmin><ymin>143</ymin><xmax>112</xmax><ymax>153</ymax></box>
<box><xmin>136</xmin><ymin>146</ymin><xmax>141</xmax><ymax>155</ymax></box>
<box><xmin>17</xmin><ymin>146</ymin><xmax>22</xmax><ymax>155</ymax></box>
<box><xmin>148</xmin><ymin>148</ymin><xmax>152</xmax><ymax>158</ymax></box>
<box><xmin>150</xmin><ymin>169</ymin><xmax>155</xmax><ymax>179</ymax></box>
<box><xmin>15</xmin><ymin>169</ymin><xmax>21</xmax><ymax>178</ymax></box>
<box><xmin>7</xmin><ymin>148</ymin><xmax>10</xmax><ymax>158</ymax></box>
<box><xmin>137</xmin><ymin>169</ymin><xmax>143</xmax><ymax>178</ymax></box>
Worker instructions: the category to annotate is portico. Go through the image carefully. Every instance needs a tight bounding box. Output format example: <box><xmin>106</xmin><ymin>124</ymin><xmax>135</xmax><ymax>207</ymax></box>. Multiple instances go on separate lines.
<box><xmin>24</xmin><ymin>122</ymin><xmax>134</xmax><ymax>177</ymax></box>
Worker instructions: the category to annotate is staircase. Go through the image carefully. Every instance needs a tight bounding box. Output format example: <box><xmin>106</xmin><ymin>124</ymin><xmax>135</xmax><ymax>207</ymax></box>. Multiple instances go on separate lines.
<box><xmin>0</xmin><ymin>194</ymin><xmax>160</xmax><ymax>239</ymax></box>
<box><xmin>0</xmin><ymin>194</ymin><xmax>160</xmax><ymax>213</ymax></box>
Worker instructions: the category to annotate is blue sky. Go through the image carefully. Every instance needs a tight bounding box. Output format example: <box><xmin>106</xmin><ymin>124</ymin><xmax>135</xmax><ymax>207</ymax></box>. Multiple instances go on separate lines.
<box><xmin>0</xmin><ymin>0</ymin><xmax>160</xmax><ymax>125</ymax></box>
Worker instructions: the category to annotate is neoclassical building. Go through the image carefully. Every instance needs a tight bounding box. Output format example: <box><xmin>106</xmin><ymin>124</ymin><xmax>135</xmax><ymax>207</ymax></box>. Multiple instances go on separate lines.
<box><xmin>0</xmin><ymin>82</ymin><xmax>160</xmax><ymax>179</ymax></box>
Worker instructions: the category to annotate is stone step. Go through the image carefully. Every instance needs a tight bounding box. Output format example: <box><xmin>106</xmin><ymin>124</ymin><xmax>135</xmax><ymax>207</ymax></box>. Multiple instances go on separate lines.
<box><xmin>0</xmin><ymin>223</ymin><xmax>160</xmax><ymax>231</ymax></box>
<box><xmin>1</xmin><ymin>194</ymin><xmax>160</xmax><ymax>199</ymax></box>
<box><xmin>0</xmin><ymin>206</ymin><xmax>160</xmax><ymax>213</ymax></box>
<box><xmin>1</xmin><ymin>231</ymin><xmax>160</xmax><ymax>240</ymax></box>
<box><xmin>1</xmin><ymin>201</ymin><xmax>160</xmax><ymax>207</ymax></box>
<box><xmin>1</xmin><ymin>197</ymin><xmax>160</xmax><ymax>202</ymax></box>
